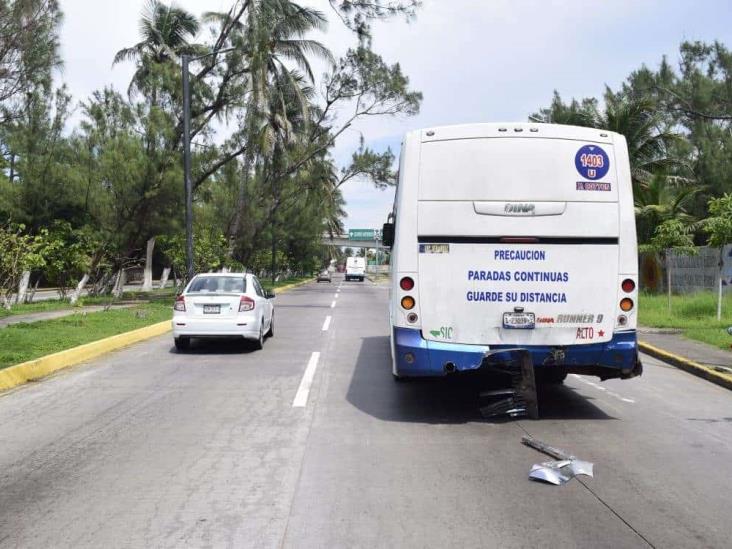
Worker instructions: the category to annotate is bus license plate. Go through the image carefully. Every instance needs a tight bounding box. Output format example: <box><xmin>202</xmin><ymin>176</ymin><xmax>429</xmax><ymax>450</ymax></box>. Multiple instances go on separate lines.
<box><xmin>203</xmin><ymin>305</ymin><xmax>220</xmax><ymax>314</ymax></box>
<box><xmin>503</xmin><ymin>312</ymin><xmax>535</xmax><ymax>329</ymax></box>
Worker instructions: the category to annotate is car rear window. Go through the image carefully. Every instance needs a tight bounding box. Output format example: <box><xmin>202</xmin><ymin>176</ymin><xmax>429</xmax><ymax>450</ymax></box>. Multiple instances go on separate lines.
<box><xmin>187</xmin><ymin>276</ymin><xmax>246</xmax><ymax>294</ymax></box>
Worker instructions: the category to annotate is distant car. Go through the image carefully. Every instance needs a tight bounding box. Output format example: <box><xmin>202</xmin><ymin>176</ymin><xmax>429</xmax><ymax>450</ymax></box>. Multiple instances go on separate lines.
<box><xmin>317</xmin><ymin>270</ymin><xmax>332</xmax><ymax>282</ymax></box>
<box><xmin>172</xmin><ymin>273</ymin><xmax>274</xmax><ymax>351</ymax></box>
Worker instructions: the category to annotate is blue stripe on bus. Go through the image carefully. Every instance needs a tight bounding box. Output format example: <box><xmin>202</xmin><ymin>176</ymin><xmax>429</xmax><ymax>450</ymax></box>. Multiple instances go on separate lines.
<box><xmin>393</xmin><ymin>326</ymin><xmax>637</xmax><ymax>377</ymax></box>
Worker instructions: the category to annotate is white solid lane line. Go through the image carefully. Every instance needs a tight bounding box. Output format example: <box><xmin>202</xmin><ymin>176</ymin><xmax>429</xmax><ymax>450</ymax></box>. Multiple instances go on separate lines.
<box><xmin>570</xmin><ymin>374</ymin><xmax>636</xmax><ymax>404</ymax></box>
<box><xmin>292</xmin><ymin>352</ymin><xmax>321</xmax><ymax>408</ymax></box>
<box><xmin>322</xmin><ymin>315</ymin><xmax>332</xmax><ymax>331</ymax></box>
<box><xmin>331</xmin><ymin>301</ymin><xmax>336</xmax><ymax>308</ymax></box>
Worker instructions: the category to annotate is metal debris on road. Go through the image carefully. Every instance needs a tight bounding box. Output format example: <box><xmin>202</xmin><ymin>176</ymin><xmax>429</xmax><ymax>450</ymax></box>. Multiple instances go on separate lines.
<box><xmin>522</xmin><ymin>435</ymin><xmax>594</xmax><ymax>485</ymax></box>
<box><xmin>529</xmin><ymin>460</ymin><xmax>574</xmax><ymax>486</ymax></box>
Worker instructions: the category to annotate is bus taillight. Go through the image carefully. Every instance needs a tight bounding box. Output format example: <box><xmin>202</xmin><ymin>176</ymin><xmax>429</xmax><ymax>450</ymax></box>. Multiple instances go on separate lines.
<box><xmin>620</xmin><ymin>298</ymin><xmax>634</xmax><ymax>312</ymax></box>
<box><xmin>401</xmin><ymin>296</ymin><xmax>415</xmax><ymax>310</ymax></box>
<box><xmin>621</xmin><ymin>279</ymin><xmax>636</xmax><ymax>293</ymax></box>
<box><xmin>400</xmin><ymin>277</ymin><xmax>415</xmax><ymax>291</ymax></box>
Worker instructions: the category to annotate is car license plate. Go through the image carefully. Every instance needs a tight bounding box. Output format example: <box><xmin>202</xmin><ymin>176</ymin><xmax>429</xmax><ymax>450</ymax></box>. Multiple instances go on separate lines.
<box><xmin>503</xmin><ymin>312</ymin><xmax>535</xmax><ymax>329</ymax></box>
<box><xmin>203</xmin><ymin>304</ymin><xmax>220</xmax><ymax>314</ymax></box>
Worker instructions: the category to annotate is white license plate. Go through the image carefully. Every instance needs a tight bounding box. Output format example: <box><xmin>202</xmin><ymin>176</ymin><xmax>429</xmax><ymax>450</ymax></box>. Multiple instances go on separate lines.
<box><xmin>203</xmin><ymin>304</ymin><xmax>221</xmax><ymax>314</ymax></box>
<box><xmin>502</xmin><ymin>312</ymin><xmax>535</xmax><ymax>329</ymax></box>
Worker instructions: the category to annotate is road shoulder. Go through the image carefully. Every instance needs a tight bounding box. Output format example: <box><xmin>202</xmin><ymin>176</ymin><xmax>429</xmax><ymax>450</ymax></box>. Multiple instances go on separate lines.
<box><xmin>639</xmin><ymin>330</ymin><xmax>732</xmax><ymax>391</ymax></box>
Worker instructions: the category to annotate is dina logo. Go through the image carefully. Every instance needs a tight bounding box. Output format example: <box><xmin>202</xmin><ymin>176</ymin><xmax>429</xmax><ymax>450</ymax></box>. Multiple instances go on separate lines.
<box><xmin>504</xmin><ymin>203</ymin><xmax>536</xmax><ymax>214</ymax></box>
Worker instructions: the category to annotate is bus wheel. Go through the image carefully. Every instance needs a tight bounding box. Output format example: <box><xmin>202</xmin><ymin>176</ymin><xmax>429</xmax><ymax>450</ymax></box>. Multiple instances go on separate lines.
<box><xmin>537</xmin><ymin>369</ymin><xmax>567</xmax><ymax>384</ymax></box>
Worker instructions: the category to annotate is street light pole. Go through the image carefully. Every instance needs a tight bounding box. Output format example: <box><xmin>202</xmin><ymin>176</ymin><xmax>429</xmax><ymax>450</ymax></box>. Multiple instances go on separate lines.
<box><xmin>180</xmin><ymin>47</ymin><xmax>239</xmax><ymax>281</ymax></box>
<box><xmin>182</xmin><ymin>54</ymin><xmax>194</xmax><ymax>281</ymax></box>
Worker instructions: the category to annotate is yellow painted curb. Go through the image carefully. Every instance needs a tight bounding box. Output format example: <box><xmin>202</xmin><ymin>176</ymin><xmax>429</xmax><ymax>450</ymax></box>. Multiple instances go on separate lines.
<box><xmin>0</xmin><ymin>321</ymin><xmax>171</xmax><ymax>393</ymax></box>
<box><xmin>271</xmin><ymin>278</ymin><xmax>314</xmax><ymax>293</ymax></box>
<box><xmin>639</xmin><ymin>341</ymin><xmax>732</xmax><ymax>391</ymax></box>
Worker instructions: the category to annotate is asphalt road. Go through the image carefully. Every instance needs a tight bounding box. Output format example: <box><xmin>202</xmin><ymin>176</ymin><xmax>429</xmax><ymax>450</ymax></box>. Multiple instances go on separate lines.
<box><xmin>1</xmin><ymin>275</ymin><xmax>731</xmax><ymax>548</ymax></box>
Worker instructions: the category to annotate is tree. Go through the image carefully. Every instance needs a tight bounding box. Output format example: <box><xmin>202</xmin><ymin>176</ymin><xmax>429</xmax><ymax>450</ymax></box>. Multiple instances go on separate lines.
<box><xmin>640</xmin><ymin>219</ymin><xmax>697</xmax><ymax>312</ymax></box>
<box><xmin>0</xmin><ymin>224</ymin><xmax>45</xmax><ymax>309</ymax></box>
<box><xmin>704</xmin><ymin>194</ymin><xmax>732</xmax><ymax>320</ymax></box>
<box><xmin>531</xmin><ymin>91</ymin><xmax>682</xmax><ymax>196</ymax></box>
<box><xmin>113</xmin><ymin>0</ymin><xmax>201</xmax><ymax>95</ymax></box>
<box><xmin>159</xmin><ymin>225</ymin><xmax>236</xmax><ymax>280</ymax></box>
<box><xmin>0</xmin><ymin>0</ymin><xmax>62</xmax><ymax>126</ymax></box>
<box><xmin>328</xmin><ymin>0</ymin><xmax>420</xmax><ymax>42</ymax></box>
<box><xmin>634</xmin><ymin>174</ymin><xmax>703</xmax><ymax>244</ymax></box>
<box><xmin>0</xmin><ymin>0</ymin><xmax>423</xmax><ymax>294</ymax></box>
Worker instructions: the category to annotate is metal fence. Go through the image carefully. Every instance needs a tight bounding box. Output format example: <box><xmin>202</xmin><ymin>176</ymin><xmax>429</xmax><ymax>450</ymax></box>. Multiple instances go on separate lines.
<box><xmin>640</xmin><ymin>245</ymin><xmax>732</xmax><ymax>294</ymax></box>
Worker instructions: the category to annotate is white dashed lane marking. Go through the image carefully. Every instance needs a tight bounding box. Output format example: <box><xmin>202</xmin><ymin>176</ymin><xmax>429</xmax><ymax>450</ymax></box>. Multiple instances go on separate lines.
<box><xmin>570</xmin><ymin>374</ymin><xmax>636</xmax><ymax>404</ymax></box>
<box><xmin>292</xmin><ymin>352</ymin><xmax>321</xmax><ymax>407</ymax></box>
<box><xmin>322</xmin><ymin>316</ymin><xmax>332</xmax><ymax>331</ymax></box>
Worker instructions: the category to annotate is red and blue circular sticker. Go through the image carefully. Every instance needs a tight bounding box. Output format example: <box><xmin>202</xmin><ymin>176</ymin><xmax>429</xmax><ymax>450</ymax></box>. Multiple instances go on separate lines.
<box><xmin>575</xmin><ymin>145</ymin><xmax>609</xmax><ymax>180</ymax></box>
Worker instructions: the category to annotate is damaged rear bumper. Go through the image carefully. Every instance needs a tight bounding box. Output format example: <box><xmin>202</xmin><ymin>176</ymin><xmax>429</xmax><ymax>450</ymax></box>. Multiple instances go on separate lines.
<box><xmin>392</xmin><ymin>327</ymin><xmax>641</xmax><ymax>380</ymax></box>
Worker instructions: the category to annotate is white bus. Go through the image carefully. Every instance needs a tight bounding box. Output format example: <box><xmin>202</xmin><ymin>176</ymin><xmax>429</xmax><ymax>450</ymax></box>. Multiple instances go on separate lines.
<box><xmin>382</xmin><ymin>123</ymin><xmax>642</xmax><ymax>383</ymax></box>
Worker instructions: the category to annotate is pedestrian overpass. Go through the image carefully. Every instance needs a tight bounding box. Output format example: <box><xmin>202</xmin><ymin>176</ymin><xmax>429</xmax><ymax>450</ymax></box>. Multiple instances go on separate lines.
<box><xmin>321</xmin><ymin>233</ymin><xmax>387</xmax><ymax>250</ymax></box>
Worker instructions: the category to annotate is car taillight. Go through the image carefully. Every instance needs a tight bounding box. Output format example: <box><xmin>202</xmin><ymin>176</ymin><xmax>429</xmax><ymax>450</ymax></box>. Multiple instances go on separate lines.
<box><xmin>620</xmin><ymin>298</ymin><xmax>634</xmax><ymax>312</ymax></box>
<box><xmin>401</xmin><ymin>296</ymin><xmax>415</xmax><ymax>310</ymax></box>
<box><xmin>239</xmin><ymin>296</ymin><xmax>255</xmax><ymax>312</ymax></box>
<box><xmin>174</xmin><ymin>295</ymin><xmax>186</xmax><ymax>312</ymax></box>
<box><xmin>621</xmin><ymin>279</ymin><xmax>636</xmax><ymax>293</ymax></box>
<box><xmin>400</xmin><ymin>277</ymin><xmax>414</xmax><ymax>291</ymax></box>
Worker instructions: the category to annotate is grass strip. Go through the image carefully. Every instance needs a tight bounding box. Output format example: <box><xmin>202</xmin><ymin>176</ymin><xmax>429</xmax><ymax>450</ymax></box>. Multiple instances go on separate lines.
<box><xmin>639</xmin><ymin>292</ymin><xmax>732</xmax><ymax>351</ymax></box>
<box><xmin>262</xmin><ymin>276</ymin><xmax>313</xmax><ymax>292</ymax></box>
<box><xmin>0</xmin><ymin>288</ymin><xmax>177</xmax><ymax>319</ymax></box>
<box><xmin>0</xmin><ymin>302</ymin><xmax>172</xmax><ymax>371</ymax></box>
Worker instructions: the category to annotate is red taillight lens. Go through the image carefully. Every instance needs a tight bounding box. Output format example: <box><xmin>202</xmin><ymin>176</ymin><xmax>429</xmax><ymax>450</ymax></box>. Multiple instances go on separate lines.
<box><xmin>400</xmin><ymin>277</ymin><xmax>414</xmax><ymax>291</ymax></box>
<box><xmin>621</xmin><ymin>279</ymin><xmax>636</xmax><ymax>293</ymax></box>
<box><xmin>174</xmin><ymin>295</ymin><xmax>186</xmax><ymax>312</ymax></box>
<box><xmin>239</xmin><ymin>296</ymin><xmax>255</xmax><ymax>312</ymax></box>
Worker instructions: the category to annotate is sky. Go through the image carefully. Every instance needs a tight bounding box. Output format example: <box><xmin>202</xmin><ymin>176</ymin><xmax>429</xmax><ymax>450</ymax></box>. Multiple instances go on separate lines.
<box><xmin>57</xmin><ymin>0</ymin><xmax>732</xmax><ymax>232</ymax></box>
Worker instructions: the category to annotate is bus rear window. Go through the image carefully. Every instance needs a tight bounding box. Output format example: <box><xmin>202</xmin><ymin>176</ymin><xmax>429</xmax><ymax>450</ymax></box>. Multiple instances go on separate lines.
<box><xmin>418</xmin><ymin>138</ymin><xmax>618</xmax><ymax>203</ymax></box>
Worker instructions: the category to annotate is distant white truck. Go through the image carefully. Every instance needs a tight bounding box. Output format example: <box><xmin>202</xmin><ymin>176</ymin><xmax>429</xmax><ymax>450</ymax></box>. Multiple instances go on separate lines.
<box><xmin>345</xmin><ymin>257</ymin><xmax>366</xmax><ymax>282</ymax></box>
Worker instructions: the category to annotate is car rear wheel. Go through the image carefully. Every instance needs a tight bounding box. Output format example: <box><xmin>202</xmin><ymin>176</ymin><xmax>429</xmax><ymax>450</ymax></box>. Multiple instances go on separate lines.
<box><xmin>253</xmin><ymin>322</ymin><xmax>264</xmax><ymax>350</ymax></box>
<box><xmin>174</xmin><ymin>337</ymin><xmax>190</xmax><ymax>352</ymax></box>
<box><xmin>265</xmin><ymin>313</ymin><xmax>274</xmax><ymax>338</ymax></box>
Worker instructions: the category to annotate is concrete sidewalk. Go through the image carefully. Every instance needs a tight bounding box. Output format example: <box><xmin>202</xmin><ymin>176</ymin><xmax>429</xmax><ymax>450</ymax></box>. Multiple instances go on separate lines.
<box><xmin>639</xmin><ymin>329</ymin><xmax>731</xmax><ymax>369</ymax></box>
<box><xmin>639</xmin><ymin>328</ymin><xmax>732</xmax><ymax>391</ymax></box>
<box><xmin>0</xmin><ymin>304</ymin><xmax>137</xmax><ymax>329</ymax></box>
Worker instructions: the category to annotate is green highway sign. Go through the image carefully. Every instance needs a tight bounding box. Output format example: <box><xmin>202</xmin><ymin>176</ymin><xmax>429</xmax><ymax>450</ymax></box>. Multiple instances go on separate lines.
<box><xmin>349</xmin><ymin>229</ymin><xmax>378</xmax><ymax>240</ymax></box>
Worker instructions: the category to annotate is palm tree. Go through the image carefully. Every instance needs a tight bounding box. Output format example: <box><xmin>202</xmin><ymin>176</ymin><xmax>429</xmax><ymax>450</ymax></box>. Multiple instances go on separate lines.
<box><xmin>533</xmin><ymin>92</ymin><xmax>683</xmax><ymax>195</ymax></box>
<box><xmin>601</xmin><ymin>94</ymin><xmax>681</xmax><ymax>193</ymax></box>
<box><xmin>634</xmin><ymin>173</ymin><xmax>704</xmax><ymax>243</ymax></box>
<box><xmin>213</xmin><ymin>0</ymin><xmax>333</xmax><ymax>256</ymax></box>
<box><xmin>113</xmin><ymin>0</ymin><xmax>201</xmax><ymax>94</ymax></box>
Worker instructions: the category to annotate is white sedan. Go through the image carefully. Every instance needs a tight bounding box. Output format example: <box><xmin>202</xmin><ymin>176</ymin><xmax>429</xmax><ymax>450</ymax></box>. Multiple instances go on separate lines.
<box><xmin>172</xmin><ymin>273</ymin><xmax>275</xmax><ymax>351</ymax></box>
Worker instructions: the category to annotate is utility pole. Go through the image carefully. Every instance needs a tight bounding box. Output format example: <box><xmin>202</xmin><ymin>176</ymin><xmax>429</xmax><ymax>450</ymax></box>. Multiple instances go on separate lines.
<box><xmin>180</xmin><ymin>47</ymin><xmax>237</xmax><ymax>282</ymax></box>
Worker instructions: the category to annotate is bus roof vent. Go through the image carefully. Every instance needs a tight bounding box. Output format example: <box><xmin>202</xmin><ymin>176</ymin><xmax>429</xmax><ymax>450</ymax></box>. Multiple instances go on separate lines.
<box><xmin>514</xmin><ymin>127</ymin><xmax>524</xmax><ymax>132</ymax></box>
<box><xmin>530</xmin><ymin>128</ymin><xmax>539</xmax><ymax>133</ymax></box>
<box><xmin>498</xmin><ymin>127</ymin><xmax>508</xmax><ymax>132</ymax></box>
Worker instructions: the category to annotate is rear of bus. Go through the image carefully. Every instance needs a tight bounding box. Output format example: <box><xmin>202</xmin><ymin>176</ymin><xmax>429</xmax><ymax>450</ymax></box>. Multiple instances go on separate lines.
<box><xmin>389</xmin><ymin>123</ymin><xmax>641</xmax><ymax>381</ymax></box>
